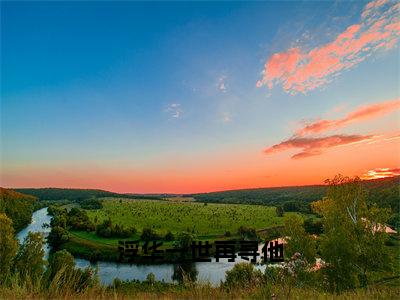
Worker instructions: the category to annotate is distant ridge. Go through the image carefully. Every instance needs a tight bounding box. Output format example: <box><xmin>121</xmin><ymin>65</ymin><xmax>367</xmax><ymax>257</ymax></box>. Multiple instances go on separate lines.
<box><xmin>13</xmin><ymin>187</ymin><xmax>162</xmax><ymax>201</ymax></box>
<box><xmin>190</xmin><ymin>176</ymin><xmax>399</xmax><ymax>213</ymax></box>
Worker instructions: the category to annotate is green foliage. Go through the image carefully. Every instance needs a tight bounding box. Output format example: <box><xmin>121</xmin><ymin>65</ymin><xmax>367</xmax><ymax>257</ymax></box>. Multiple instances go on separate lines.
<box><xmin>14</xmin><ymin>232</ymin><xmax>46</xmax><ymax>282</ymax></box>
<box><xmin>86</xmin><ymin>199</ymin><xmax>285</xmax><ymax>236</ymax></box>
<box><xmin>67</xmin><ymin>208</ymin><xmax>95</xmax><ymax>231</ymax></box>
<box><xmin>80</xmin><ymin>198</ymin><xmax>103</xmax><ymax>210</ymax></box>
<box><xmin>48</xmin><ymin>226</ymin><xmax>70</xmax><ymax>250</ymax></box>
<box><xmin>388</xmin><ymin>213</ymin><xmax>399</xmax><ymax>231</ymax></box>
<box><xmin>303</xmin><ymin>217</ymin><xmax>323</xmax><ymax>234</ymax></box>
<box><xmin>316</xmin><ymin>175</ymin><xmax>392</xmax><ymax>292</ymax></box>
<box><xmin>47</xmin><ymin>249</ymin><xmax>75</xmax><ymax>280</ymax></box>
<box><xmin>224</xmin><ymin>262</ymin><xmax>265</xmax><ymax>290</ymax></box>
<box><xmin>276</xmin><ymin>206</ymin><xmax>284</xmax><ymax>217</ymax></box>
<box><xmin>171</xmin><ymin>262</ymin><xmax>198</xmax><ymax>284</ymax></box>
<box><xmin>193</xmin><ymin>185</ymin><xmax>326</xmax><ymax>210</ymax></box>
<box><xmin>238</xmin><ymin>226</ymin><xmax>257</xmax><ymax>240</ymax></box>
<box><xmin>283</xmin><ymin>215</ymin><xmax>316</xmax><ymax>263</ymax></box>
<box><xmin>145</xmin><ymin>273</ymin><xmax>156</xmax><ymax>285</ymax></box>
<box><xmin>0</xmin><ymin>213</ymin><xmax>18</xmax><ymax>282</ymax></box>
<box><xmin>174</xmin><ymin>232</ymin><xmax>196</xmax><ymax>249</ymax></box>
<box><xmin>14</xmin><ymin>187</ymin><xmax>162</xmax><ymax>201</ymax></box>
<box><xmin>0</xmin><ymin>188</ymin><xmax>37</xmax><ymax>231</ymax></box>
<box><xmin>96</xmin><ymin>218</ymin><xmax>135</xmax><ymax>238</ymax></box>
<box><xmin>192</xmin><ymin>176</ymin><xmax>399</xmax><ymax>215</ymax></box>
<box><xmin>165</xmin><ymin>231</ymin><xmax>175</xmax><ymax>241</ymax></box>
<box><xmin>141</xmin><ymin>227</ymin><xmax>161</xmax><ymax>241</ymax></box>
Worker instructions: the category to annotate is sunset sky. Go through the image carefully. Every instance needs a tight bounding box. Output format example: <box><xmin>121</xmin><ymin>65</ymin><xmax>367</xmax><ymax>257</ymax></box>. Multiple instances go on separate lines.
<box><xmin>1</xmin><ymin>0</ymin><xmax>399</xmax><ymax>193</ymax></box>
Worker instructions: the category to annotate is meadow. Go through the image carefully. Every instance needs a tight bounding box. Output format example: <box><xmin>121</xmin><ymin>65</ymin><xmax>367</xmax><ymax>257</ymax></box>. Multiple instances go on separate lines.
<box><xmin>85</xmin><ymin>198</ymin><xmax>287</xmax><ymax>236</ymax></box>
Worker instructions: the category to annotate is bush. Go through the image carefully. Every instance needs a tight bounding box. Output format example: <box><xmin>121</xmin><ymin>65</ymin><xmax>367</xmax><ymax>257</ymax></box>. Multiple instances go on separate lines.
<box><xmin>238</xmin><ymin>226</ymin><xmax>257</xmax><ymax>240</ymax></box>
<box><xmin>165</xmin><ymin>231</ymin><xmax>175</xmax><ymax>241</ymax></box>
<box><xmin>276</xmin><ymin>206</ymin><xmax>284</xmax><ymax>217</ymax></box>
<box><xmin>80</xmin><ymin>198</ymin><xmax>103</xmax><ymax>210</ymax></box>
<box><xmin>96</xmin><ymin>219</ymin><xmax>133</xmax><ymax>238</ymax></box>
<box><xmin>47</xmin><ymin>226</ymin><xmax>70</xmax><ymax>249</ymax></box>
<box><xmin>141</xmin><ymin>228</ymin><xmax>160</xmax><ymax>241</ymax></box>
<box><xmin>224</xmin><ymin>263</ymin><xmax>265</xmax><ymax>290</ymax></box>
<box><xmin>303</xmin><ymin>218</ymin><xmax>323</xmax><ymax>235</ymax></box>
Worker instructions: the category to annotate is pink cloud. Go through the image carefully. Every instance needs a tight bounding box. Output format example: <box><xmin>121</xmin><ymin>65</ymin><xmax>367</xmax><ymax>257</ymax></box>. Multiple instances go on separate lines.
<box><xmin>297</xmin><ymin>98</ymin><xmax>400</xmax><ymax>136</ymax></box>
<box><xmin>264</xmin><ymin>134</ymin><xmax>374</xmax><ymax>159</ymax></box>
<box><xmin>257</xmin><ymin>0</ymin><xmax>400</xmax><ymax>94</ymax></box>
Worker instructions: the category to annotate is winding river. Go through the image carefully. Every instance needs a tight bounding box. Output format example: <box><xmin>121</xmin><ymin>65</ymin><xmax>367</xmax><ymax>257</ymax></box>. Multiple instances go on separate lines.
<box><xmin>18</xmin><ymin>207</ymin><xmax>268</xmax><ymax>285</ymax></box>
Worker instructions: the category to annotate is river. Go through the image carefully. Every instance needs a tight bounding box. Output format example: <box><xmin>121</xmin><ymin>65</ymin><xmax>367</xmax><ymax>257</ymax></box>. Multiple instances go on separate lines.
<box><xmin>18</xmin><ymin>207</ymin><xmax>268</xmax><ymax>285</ymax></box>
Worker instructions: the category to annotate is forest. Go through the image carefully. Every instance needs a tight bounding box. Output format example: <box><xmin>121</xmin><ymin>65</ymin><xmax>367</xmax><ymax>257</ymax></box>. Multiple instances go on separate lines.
<box><xmin>0</xmin><ymin>188</ymin><xmax>37</xmax><ymax>231</ymax></box>
<box><xmin>14</xmin><ymin>188</ymin><xmax>162</xmax><ymax>201</ymax></box>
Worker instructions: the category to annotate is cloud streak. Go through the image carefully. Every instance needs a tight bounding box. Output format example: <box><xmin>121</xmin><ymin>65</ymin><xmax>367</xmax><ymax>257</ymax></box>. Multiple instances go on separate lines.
<box><xmin>165</xmin><ymin>103</ymin><xmax>183</xmax><ymax>119</ymax></box>
<box><xmin>218</xmin><ymin>75</ymin><xmax>228</xmax><ymax>92</ymax></box>
<box><xmin>360</xmin><ymin>167</ymin><xmax>400</xmax><ymax>180</ymax></box>
<box><xmin>257</xmin><ymin>0</ymin><xmax>400</xmax><ymax>94</ymax></box>
<box><xmin>264</xmin><ymin>134</ymin><xmax>375</xmax><ymax>159</ymax></box>
<box><xmin>297</xmin><ymin>98</ymin><xmax>400</xmax><ymax>136</ymax></box>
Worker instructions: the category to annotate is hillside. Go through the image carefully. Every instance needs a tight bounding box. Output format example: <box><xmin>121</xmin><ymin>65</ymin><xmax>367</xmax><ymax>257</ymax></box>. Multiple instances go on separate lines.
<box><xmin>192</xmin><ymin>176</ymin><xmax>400</xmax><ymax>214</ymax></box>
<box><xmin>14</xmin><ymin>188</ymin><xmax>161</xmax><ymax>201</ymax></box>
<box><xmin>0</xmin><ymin>187</ymin><xmax>37</xmax><ymax>230</ymax></box>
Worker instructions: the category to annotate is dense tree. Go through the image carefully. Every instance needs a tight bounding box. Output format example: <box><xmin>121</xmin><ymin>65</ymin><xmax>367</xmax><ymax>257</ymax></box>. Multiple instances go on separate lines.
<box><xmin>282</xmin><ymin>215</ymin><xmax>316</xmax><ymax>263</ymax></box>
<box><xmin>303</xmin><ymin>217</ymin><xmax>323</xmax><ymax>235</ymax></box>
<box><xmin>14</xmin><ymin>187</ymin><xmax>162</xmax><ymax>201</ymax></box>
<box><xmin>80</xmin><ymin>198</ymin><xmax>103</xmax><ymax>210</ymax></box>
<box><xmin>312</xmin><ymin>175</ymin><xmax>392</xmax><ymax>291</ymax></box>
<box><xmin>0</xmin><ymin>213</ymin><xmax>18</xmax><ymax>281</ymax></box>
<box><xmin>224</xmin><ymin>262</ymin><xmax>264</xmax><ymax>290</ymax></box>
<box><xmin>0</xmin><ymin>188</ymin><xmax>37</xmax><ymax>230</ymax></box>
<box><xmin>141</xmin><ymin>228</ymin><xmax>160</xmax><ymax>241</ymax></box>
<box><xmin>238</xmin><ymin>226</ymin><xmax>257</xmax><ymax>240</ymax></box>
<box><xmin>47</xmin><ymin>249</ymin><xmax>75</xmax><ymax>280</ymax></box>
<box><xmin>173</xmin><ymin>232</ymin><xmax>197</xmax><ymax>259</ymax></box>
<box><xmin>192</xmin><ymin>176</ymin><xmax>399</xmax><ymax>215</ymax></box>
<box><xmin>14</xmin><ymin>232</ymin><xmax>46</xmax><ymax>282</ymax></box>
<box><xmin>67</xmin><ymin>208</ymin><xmax>95</xmax><ymax>231</ymax></box>
<box><xmin>48</xmin><ymin>226</ymin><xmax>70</xmax><ymax>250</ymax></box>
<box><xmin>276</xmin><ymin>206</ymin><xmax>284</xmax><ymax>217</ymax></box>
<box><xmin>96</xmin><ymin>218</ymin><xmax>135</xmax><ymax>238</ymax></box>
<box><xmin>164</xmin><ymin>231</ymin><xmax>175</xmax><ymax>241</ymax></box>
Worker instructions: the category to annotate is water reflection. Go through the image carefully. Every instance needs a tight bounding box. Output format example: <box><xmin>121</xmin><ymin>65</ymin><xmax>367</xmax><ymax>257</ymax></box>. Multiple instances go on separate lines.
<box><xmin>19</xmin><ymin>207</ymin><xmax>272</xmax><ymax>286</ymax></box>
<box><xmin>172</xmin><ymin>262</ymin><xmax>198</xmax><ymax>283</ymax></box>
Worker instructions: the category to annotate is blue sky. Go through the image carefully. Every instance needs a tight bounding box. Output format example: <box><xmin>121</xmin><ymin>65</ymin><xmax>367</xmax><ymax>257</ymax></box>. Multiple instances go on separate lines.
<box><xmin>1</xmin><ymin>1</ymin><xmax>399</xmax><ymax>193</ymax></box>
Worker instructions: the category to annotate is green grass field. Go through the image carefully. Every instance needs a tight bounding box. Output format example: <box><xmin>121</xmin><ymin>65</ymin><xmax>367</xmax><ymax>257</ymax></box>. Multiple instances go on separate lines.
<box><xmin>85</xmin><ymin>198</ymin><xmax>289</xmax><ymax>236</ymax></box>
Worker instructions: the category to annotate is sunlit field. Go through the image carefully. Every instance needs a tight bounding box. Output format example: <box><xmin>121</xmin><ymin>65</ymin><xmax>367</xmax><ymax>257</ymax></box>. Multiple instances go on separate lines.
<box><xmin>85</xmin><ymin>198</ymin><xmax>288</xmax><ymax>236</ymax></box>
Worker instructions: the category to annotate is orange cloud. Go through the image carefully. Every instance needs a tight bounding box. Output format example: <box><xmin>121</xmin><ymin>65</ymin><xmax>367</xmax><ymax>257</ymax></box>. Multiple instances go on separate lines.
<box><xmin>264</xmin><ymin>134</ymin><xmax>375</xmax><ymax>159</ymax></box>
<box><xmin>360</xmin><ymin>167</ymin><xmax>400</xmax><ymax>180</ymax></box>
<box><xmin>297</xmin><ymin>98</ymin><xmax>400</xmax><ymax>136</ymax></box>
<box><xmin>257</xmin><ymin>0</ymin><xmax>400</xmax><ymax>94</ymax></box>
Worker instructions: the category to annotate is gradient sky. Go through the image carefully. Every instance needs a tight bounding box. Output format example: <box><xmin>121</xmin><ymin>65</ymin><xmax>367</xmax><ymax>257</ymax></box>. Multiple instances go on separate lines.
<box><xmin>1</xmin><ymin>0</ymin><xmax>399</xmax><ymax>193</ymax></box>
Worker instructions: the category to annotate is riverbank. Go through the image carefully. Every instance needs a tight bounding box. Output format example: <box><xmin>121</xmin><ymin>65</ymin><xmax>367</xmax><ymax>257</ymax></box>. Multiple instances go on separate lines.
<box><xmin>18</xmin><ymin>207</ymin><xmax>271</xmax><ymax>285</ymax></box>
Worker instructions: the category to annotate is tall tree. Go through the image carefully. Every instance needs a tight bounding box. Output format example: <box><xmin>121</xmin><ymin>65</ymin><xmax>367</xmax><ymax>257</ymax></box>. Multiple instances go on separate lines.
<box><xmin>283</xmin><ymin>214</ymin><xmax>316</xmax><ymax>263</ymax></box>
<box><xmin>312</xmin><ymin>175</ymin><xmax>392</xmax><ymax>291</ymax></box>
<box><xmin>0</xmin><ymin>213</ymin><xmax>18</xmax><ymax>282</ymax></box>
<box><xmin>14</xmin><ymin>232</ymin><xmax>46</xmax><ymax>282</ymax></box>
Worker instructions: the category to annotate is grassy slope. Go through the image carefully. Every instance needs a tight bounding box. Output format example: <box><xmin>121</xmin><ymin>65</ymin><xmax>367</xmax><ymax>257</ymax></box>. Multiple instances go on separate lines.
<box><xmin>63</xmin><ymin>198</ymin><xmax>294</xmax><ymax>260</ymax></box>
<box><xmin>191</xmin><ymin>176</ymin><xmax>399</xmax><ymax>205</ymax></box>
<box><xmin>85</xmin><ymin>198</ymin><xmax>290</xmax><ymax>236</ymax></box>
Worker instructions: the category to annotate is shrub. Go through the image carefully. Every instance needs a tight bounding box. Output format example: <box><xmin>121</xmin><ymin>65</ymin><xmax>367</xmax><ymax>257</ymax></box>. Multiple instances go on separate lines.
<box><xmin>165</xmin><ymin>231</ymin><xmax>175</xmax><ymax>241</ymax></box>
<box><xmin>141</xmin><ymin>228</ymin><xmax>160</xmax><ymax>241</ymax></box>
<box><xmin>238</xmin><ymin>226</ymin><xmax>257</xmax><ymax>240</ymax></box>
<box><xmin>224</xmin><ymin>262</ymin><xmax>265</xmax><ymax>290</ymax></box>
